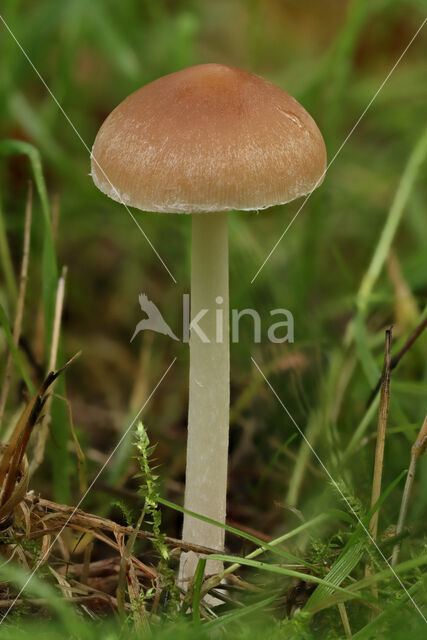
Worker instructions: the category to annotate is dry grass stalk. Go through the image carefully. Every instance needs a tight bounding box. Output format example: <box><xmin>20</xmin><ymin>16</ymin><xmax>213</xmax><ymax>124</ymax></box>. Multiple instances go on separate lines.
<box><xmin>0</xmin><ymin>353</ymin><xmax>79</xmax><ymax>494</ymax></box>
<box><xmin>369</xmin><ymin>328</ymin><xmax>392</xmax><ymax>540</ymax></box>
<box><xmin>0</xmin><ymin>444</ymin><xmax>29</xmax><ymax>527</ymax></box>
<box><xmin>4</xmin><ymin>483</ymin><xmax>242</xmax><ymax>615</ymax></box>
<box><xmin>82</xmin><ymin>542</ymin><xmax>93</xmax><ymax>585</ymax></box>
<box><xmin>0</xmin><ymin>587</ymin><xmax>131</xmax><ymax>612</ymax></box>
<box><xmin>367</xmin><ymin>315</ymin><xmax>427</xmax><ymax>406</ymax></box>
<box><xmin>30</xmin><ymin>266</ymin><xmax>68</xmax><ymax>475</ymax></box>
<box><xmin>23</xmin><ymin>493</ymin><xmax>219</xmax><ymax>556</ymax></box>
<box><xmin>115</xmin><ymin>524</ymin><xmax>151</xmax><ymax>633</ymax></box>
<box><xmin>0</xmin><ymin>354</ymin><xmax>78</xmax><ymax>536</ymax></box>
<box><xmin>116</xmin><ymin>509</ymin><xmax>145</xmax><ymax>617</ymax></box>
<box><xmin>366</xmin><ymin>328</ymin><xmax>392</xmax><ymax>598</ymax></box>
<box><xmin>0</xmin><ymin>182</ymin><xmax>33</xmax><ymax>428</ymax></box>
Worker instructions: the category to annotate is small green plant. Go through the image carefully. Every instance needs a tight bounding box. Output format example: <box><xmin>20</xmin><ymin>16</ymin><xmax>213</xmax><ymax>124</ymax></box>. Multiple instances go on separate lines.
<box><xmin>133</xmin><ymin>422</ymin><xmax>180</xmax><ymax>616</ymax></box>
<box><xmin>111</xmin><ymin>498</ymin><xmax>136</xmax><ymax>528</ymax></box>
<box><xmin>134</xmin><ymin>422</ymin><xmax>168</xmax><ymax>561</ymax></box>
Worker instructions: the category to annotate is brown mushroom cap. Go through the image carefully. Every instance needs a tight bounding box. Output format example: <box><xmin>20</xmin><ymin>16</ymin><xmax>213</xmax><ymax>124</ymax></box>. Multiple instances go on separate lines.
<box><xmin>91</xmin><ymin>63</ymin><xmax>326</xmax><ymax>213</ymax></box>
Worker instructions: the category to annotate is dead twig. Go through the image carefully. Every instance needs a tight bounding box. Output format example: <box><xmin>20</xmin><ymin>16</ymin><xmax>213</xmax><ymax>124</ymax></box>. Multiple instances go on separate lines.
<box><xmin>367</xmin><ymin>316</ymin><xmax>427</xmax><ymax>407</ymax></box>
<box><xmin>42</xmin><ymin>520</ymin><xmax>156</xmax><ymax>579</ymax></box>
<box><xmin>23</xmin><ymin>493</ymin><xmax>220</xmax><ymax>555</ymax></box>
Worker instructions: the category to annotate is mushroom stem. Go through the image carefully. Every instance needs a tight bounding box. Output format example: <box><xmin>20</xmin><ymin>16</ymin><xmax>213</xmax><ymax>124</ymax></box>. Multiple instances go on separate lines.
<box><xmin>179</xmin><ymin>212</ymin><xmax>229</xmax><ymax>584</ymax></box>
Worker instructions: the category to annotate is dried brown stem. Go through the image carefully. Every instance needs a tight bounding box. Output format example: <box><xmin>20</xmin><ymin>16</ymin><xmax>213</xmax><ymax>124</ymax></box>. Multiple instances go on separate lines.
<box><xmin>82</xmin><ymin>542</ymin><xmax>93</xmax><ymax>585</ymax></box>
<box><xmin>369</xmin><ymin>328</ymin><xmax>392</xmax><ymax>541</ymax></box>
<box><xmin>30</xmin><ymin>266</ymin><xmax>68</xmax><ymax>475</ymax></box>
<box><xmin>0</xmin><ymin>183</ymin><xmax>33</xmax><ymax>428</ymax></box>
<box><xmin>116</xmin><ymin>508</ymin><xmax>146</xmax><ymax>616</ymax></box>
<box><xmin>367</xmin><ymin>315</ymin><xmax>427</xmax><ymax>406</ymax></box>
<box><xmin>23</xmin><ymin>494</ymin><xmax>220</xmax><ymax>556</ymax></box>
<box><xmin>0</xmin><ymin>354</ymin><xmax>79</xmax><ymax>519</ymax></box>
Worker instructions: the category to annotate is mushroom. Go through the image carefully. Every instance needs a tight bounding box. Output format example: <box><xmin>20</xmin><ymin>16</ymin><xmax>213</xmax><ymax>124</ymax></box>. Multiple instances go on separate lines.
<box><xmin>90</xmin><ymin>63</ymin><xmax>326</xmax><ymax>586</ymax></box>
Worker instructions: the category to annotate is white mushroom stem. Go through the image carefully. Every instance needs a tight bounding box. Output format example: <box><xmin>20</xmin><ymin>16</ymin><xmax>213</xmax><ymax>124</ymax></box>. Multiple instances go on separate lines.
<box><xmin>179</xmin><ymin>212</ymin><xmax>229</xmax><ymax>585</ymax></box>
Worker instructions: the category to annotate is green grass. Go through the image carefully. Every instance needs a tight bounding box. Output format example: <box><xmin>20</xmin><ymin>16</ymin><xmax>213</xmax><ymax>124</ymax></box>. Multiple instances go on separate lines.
<box><xmin>0</xmin><ymin>0</ymin><xmax>426</xmax><ymax>637</ymax></box>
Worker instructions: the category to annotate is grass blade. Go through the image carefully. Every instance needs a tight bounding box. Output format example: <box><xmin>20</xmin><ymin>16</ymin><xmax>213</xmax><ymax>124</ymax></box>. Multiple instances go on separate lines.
<box><xmin>309</xmin><ymin>554</ymin><xmax>427</xmax><ymax>615</ymax></box>
<box><xmin>356</xmin><ymin>124</ymin><xmax>427</xmax><ymax>318</ymax></box>
<box><xmin>0</xmin><ymin>195</ymin><xmax>17</xmax><ymax>302</ymax></box>
<box><xmin>159</xmin><ymin>497</ymin><xmax>350</xmax><ymax>569</ymax></box>
<box><xmin>204</xmin><ymin>593</ymin><xmax>279</xmax><ymax>631</ymax></box>
<box><xmin>0</xmin><ymin>140</ymin><xmax>72</xmax><ymax>502</ymax></box>
<box><xmin>0</xmin><ymin>301</ymin><xmax>34</xmax><ymax>394</ymax></box>
<box><xmin>207</xmin><ymin>554</ymin><xmax>367</xmax><ymax>602</ymax></box>
<box><xmin>306</xmin><ymin>469</ymin><xmax>406</xmax><ymax>610</ymax></box>
<box><xmin>0</xmin><ymin>139</ymin><xmax>57</xmax><ymax>353</ymax></box>
<box><xmin>192</xmin><ymin>558</ymin><xmax>206</xmax><ymax>625</ymax></box>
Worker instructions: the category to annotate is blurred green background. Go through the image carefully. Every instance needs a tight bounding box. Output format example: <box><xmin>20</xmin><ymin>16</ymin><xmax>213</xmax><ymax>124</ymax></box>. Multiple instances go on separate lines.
<box><xmin>0</xmin><ymin>0</ymin><xmax>426</xmax><ymax>551</ymax></box>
